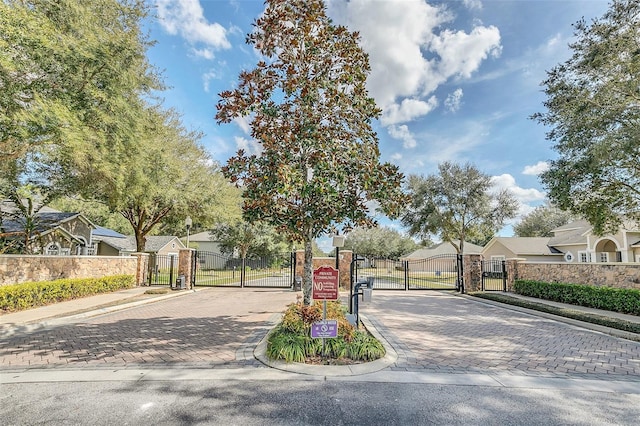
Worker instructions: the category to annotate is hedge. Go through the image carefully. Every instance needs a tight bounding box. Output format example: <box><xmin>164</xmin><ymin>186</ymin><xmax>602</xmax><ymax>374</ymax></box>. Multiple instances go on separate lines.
<box><xmin>0</xmin><ymin>275</ymin><xmax>136</xmax><ymax>313</ymax></box>
<box><xmin>514</xmin><ymin>280</ymin><xmax>640</xmax><ymax>316</ymax></box>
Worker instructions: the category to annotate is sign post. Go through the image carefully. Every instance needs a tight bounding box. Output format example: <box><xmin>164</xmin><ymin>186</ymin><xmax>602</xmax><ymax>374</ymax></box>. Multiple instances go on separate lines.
<box><xmin>312</xmin><ymin>266</ymin><xmax>340</xmax><ymax>357</ymax></box>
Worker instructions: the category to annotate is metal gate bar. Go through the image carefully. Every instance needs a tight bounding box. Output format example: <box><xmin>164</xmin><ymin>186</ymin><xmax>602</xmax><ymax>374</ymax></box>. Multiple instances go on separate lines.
<box><xmin>191</xmin><ymin>251</ymin><xmax>294</xmax><ymax>288</ymax></box>
<box><xmin>353</xmin><ymin>254</ymin><xmax>462</xmax><ymax>291</ymax></box>
<box><xmin>481</xmin><ymin>260</ymin><xmax>507</xmax><ymax>291</ymax></box>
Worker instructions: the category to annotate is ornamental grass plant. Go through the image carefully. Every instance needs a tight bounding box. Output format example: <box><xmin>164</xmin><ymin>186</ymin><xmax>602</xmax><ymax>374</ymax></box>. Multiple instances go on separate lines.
<box><xmin>266</xmin><ymin>300</ymin><xmax>385</xmax><ymax>364</ymax></box>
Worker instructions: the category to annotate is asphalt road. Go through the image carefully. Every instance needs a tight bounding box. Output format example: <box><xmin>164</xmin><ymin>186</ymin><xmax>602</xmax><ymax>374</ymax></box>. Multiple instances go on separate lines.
<box><xmin>2</xmin><ymin>377</ymin><xmax>640</xmax><ymax>425</ymax></box>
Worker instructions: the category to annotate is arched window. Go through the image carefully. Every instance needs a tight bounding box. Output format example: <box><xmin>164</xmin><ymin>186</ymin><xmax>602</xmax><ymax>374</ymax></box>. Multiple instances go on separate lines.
<box><xmin>46</xmin><ymin>243</ymin><xmax>60</xmax><ymax>255</ymax></box>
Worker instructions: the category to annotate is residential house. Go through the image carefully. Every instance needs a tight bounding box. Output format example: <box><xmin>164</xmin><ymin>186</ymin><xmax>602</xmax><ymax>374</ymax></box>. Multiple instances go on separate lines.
<box><xmin>96</xmin><ymin>234</ymin><xmax>186</xmax><ymax>257</ymax></box>
<box><xmin>481</xmin><ymin>220</ymin><xmax>640</xmax><ymax>263</ymax></box>
<box><xmin>549</xmin><ymin>220</ymin><xmax>640</xmax><ymax>263</ymax></box>
<box><xmin>482</xmin><ymin>237</ymin><xmax>564</xmax><ymax>262</ymax></box>
<box><xmin>184</xmin><ymin>230</ymin><xmax>222</xmax><ymax>253</ymax></box>
<box><xmin>1</xmin><ymin>203</ymin><xmax>96</xmax><ymax>255</ymax></box>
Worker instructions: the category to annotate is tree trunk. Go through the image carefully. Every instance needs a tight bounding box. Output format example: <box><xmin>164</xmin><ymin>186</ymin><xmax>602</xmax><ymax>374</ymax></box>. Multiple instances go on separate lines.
<box><xmin>135</xmin><ymin>230</ymin><xmax>146</xmax><ymax>253</ymax></box>
<box><xmin>303</xmin><ymin>234</ymin><xmax>313</xmax><ymax>305</ymax></box>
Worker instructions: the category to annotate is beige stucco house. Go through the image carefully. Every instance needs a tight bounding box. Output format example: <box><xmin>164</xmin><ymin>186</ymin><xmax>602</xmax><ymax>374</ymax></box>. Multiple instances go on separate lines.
<box><xmin>549</xmin><ymin>220</ymin><xmax>640</xmax><ymax>263</ymax></box>
<box><xmin>482</xmin><ymin>220</ymin><xmax>640</xmax><ymax>263</ymax></box>
<box><xmin>482</xmin><ymin>237</ymin><xmax>564</xmax><ymax>262</ymax></box>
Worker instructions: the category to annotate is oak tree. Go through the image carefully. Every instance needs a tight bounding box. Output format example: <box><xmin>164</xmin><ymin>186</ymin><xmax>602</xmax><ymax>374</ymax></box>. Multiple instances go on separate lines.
<box><xmin>402</xmin><ymin>162</ymin><xmax>518</xmax><ymax>254</ymax></box>
<box><xmin>533</xmin><ymin>0</ymin><xmax>640</xmax><ymax>235</ymax></box>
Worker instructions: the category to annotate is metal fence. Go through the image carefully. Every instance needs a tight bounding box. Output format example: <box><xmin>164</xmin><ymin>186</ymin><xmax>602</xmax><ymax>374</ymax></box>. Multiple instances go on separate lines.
<box><xmin>191</xmin><ymin>251</ymin><xmax>294</xmax><ymax>288</ymax></box>
<box><xmin>353</xmin><ymin>254</ymin><xmax>462</xmax><ymax>291</ymax></box>
<box><xmin>481</xmin><ymin>259</ymin><xmax>507</xmax><ymax>291</ymax></box>
<box><xmin>148</xmin><ymin>254</ymin><xmax>178</xmax><ymax>286</ymax></box>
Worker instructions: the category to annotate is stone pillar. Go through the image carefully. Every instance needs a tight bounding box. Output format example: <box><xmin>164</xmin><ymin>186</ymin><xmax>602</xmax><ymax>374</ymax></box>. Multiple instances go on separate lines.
<box><xmin>132</xmin><ymin>253</ymin><xmax>149</xmax><ymax>286</ymax></box>
<box><xmin>463</xmin><ymin>254</ymin><xmax>482</xmax><ymax>293</ymax></box>
<box><xmin>505</xmin><ymin>259</ymin><xmax>522</xmax><ymax>292</ymax></box>
<box><xmin>178</xmin><ymin>249</ymin><xmax>193</xmax><ymax>289</ymax></box>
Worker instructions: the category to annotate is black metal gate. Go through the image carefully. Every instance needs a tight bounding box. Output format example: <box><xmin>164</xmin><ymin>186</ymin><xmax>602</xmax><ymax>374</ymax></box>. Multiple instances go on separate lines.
<box><xmin>352</xmin><ymin>254</ymin><xmax>462</xmax><ymax>291</ymax></box>
<box><xmin>481</xmin><ymin>260</ymin><xmax>506</xmax><ymax>291</ymax></box>
<box><xmin>191</xmin><ymin>251</ymin><xmax>294</xmax><ymax>289</ymax></box>
<box><xmin>148</xmin><ymin>253</ymin><xmax>178</xmax><ymax>286</ymax></box>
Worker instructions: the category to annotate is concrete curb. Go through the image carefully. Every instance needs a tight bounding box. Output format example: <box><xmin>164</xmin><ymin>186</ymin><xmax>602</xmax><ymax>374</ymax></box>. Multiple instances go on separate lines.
<box><xmin>254</xmin><ymin>313</ymin><xmax>397</xmax><ymax>377</ymax></box>
<box><xmin>458</xmin><ymin>293</ymin><xmax>640</xmax><ymax>342</ymax></box>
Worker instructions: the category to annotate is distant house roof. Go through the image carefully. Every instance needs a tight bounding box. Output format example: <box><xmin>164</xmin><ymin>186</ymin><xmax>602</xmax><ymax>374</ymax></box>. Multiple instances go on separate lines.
<box><xmin>548</xmin><ymin>220</ymin><xmax>591</xmax><ymax>246</ymax></box>
<box><xmin>187</xmin><ymin>231</ymin><xmax>216</xmax><ymax>242</ymax></box>
<box><xmin>403</xmin><ymin>240</ymin><xmax>483</xmax><ymax>259</ymax></box>
<box><xmin>486</xmin><ymin>237</ymin><xmax>562</xmax><ymax>256</ymax></box>
<box><xmin>98</xmin><ymin>235</ymin><xmax>184</xmax><ymax>253</ymax></box>
<box><xmin>93</xmin><ymin>226</ymin><xmax>127</xmax><ymax>239</ymax></box>
<box><xmin>1</xmin><ymin>211</ymin><xmax>82</xmax><ymax>235</ymax></box>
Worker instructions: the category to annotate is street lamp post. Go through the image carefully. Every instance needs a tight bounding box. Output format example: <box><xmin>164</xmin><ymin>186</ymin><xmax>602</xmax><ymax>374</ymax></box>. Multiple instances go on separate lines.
<box><xmin>185</xmin><ymin>216</ymin><xmax>192</xmax><ymax>248</ymax></box>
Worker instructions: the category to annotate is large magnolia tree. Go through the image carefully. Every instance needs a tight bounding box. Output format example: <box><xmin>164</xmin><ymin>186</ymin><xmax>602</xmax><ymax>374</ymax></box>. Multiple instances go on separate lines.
<box><xmin>216</xmin><ymin>0</ymin><xmax>406</xmax><ymax>304</ymax></box>
<box><xmin>533</xmin><ymin>0</ymin><xmax>640</xmax><ymax>235</ymax></box>
<box><xmin>402</xmin><ymin>162</ymin><xmax>518</xmax><ymax>254</ymax></box>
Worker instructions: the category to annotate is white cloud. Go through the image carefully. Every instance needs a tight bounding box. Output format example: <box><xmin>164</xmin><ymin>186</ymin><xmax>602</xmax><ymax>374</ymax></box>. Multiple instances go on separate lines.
<box><xmin>491</xmin><ymin>174</ymin><xmax>546</xmax><ymax>203</ymax></box>
<box><xmin>522</xmin><ymin>161</ymin><xmax>550</xmax><ymax>176</ymax></box>
<box><xmin>202</xmin><ymin>70</ymin><xmax>218</xmax><ymax>92</ymax></box>
<box><xmin>463</xmin><ymin>0</ymin><xmax>483</xmax><ymax>11</ymax></box>
<box><xmin>234</xmin><ymin>136</ymin><xmax>262</xmax><ymax>156</ymax></box>
<box><xmin>381</xmin><ymin>97</ymin><xmax>438</xmax><ymax>126</ymax></box>
<box><xmin>390</xmin><ymin>153</ymin><xmax>402</xmax><ymax>161</ymax></box>
<box><xmin>445</xmin><ymin>88</ymin><xmax>463</xmax><ymax>112</ymax></box>
<box><xmin>156</xmin><ymin>0</ymin><xmax>231</xmax><ymax>58</ymax></box>
<box><xmin>388</xmin><ymin>124</ymin><xmax>417</xmax><ymax>149</ymax></box>
<box><xmin>431</xmin><ymin>26</ymin><xmax>502</xmax><ymax>81</ymax></box>
<box><xmin>233</xmin><ymin>116</ymin><xmax>251</xmax><ymax>135</ymax></box>
<box><xmin>491</xmin><ymin>173</ymin><xmax>547</xmax><ymax>226</ymax></box>
<box><xmin>328</xmin><ymin>0</ymin><xmax>501</xmax><ymax>125</ymax></box>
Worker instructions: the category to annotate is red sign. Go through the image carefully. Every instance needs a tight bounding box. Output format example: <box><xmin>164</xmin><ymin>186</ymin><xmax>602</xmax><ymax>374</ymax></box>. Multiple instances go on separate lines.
<box><xmin>312</xmin><ymin>266</ymin><xmax>339</xmax><ymax>300</ymax></box>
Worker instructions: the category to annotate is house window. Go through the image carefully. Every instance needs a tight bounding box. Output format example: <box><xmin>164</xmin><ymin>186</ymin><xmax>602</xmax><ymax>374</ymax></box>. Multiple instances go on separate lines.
<box><xmin>86</xmin><ymin>243</ymin><xmax>97</xmax><ymax>256</ymax></box>
<box><xmin>564</xmin><ymin>252</ymin><xmax>574</xmax><ymax>262</ymax></box>
<box><xmin>599</xmin><ymin>252</ymin><xmax>609</xmax><ymax>263</ymax></box>
<box><xmin>45</xmin><ymin>243</ymin><xmax>59</xmax><ymax>255</ymax></box>
<box><xmin>578</xmin><ymin>251</ymin><xmax>590</xmax><ymax>263</ymax></box>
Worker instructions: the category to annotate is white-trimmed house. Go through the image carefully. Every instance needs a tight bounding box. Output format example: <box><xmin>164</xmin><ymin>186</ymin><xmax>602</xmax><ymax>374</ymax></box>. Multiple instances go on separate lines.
<box><xmin>482</xmin><ymin>237</ymin><xmax>564</xmax><ymax>262</ymax></box>
<box><xmin>1</xmin><ymin>206</ymin><xmax>96</xmax><ymax>255</ymax></box>
<box><xmin>481</xmin><ymin>220</ymin><xmax>640</xmax><ymax>264</ymax></box>
<box><xmin>549</xmin><ymin>220</ymin><xmax>640</xmax><ymax>263</ymax></box>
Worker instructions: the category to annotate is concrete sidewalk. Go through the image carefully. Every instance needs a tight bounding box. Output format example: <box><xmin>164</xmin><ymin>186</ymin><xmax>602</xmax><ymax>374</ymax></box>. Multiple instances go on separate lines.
<box><xmin>0</xmin><ymin>286</ymin><xmax>193</xmax><ymax>338</ymax></box>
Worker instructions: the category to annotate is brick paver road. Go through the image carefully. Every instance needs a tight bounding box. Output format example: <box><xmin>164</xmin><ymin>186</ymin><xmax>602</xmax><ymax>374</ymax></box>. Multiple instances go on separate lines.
<box><xmin>2</xmin><ymin>288</ymin><xmax>640</xmax><ymax>382</ymax></box>
<box><xmin>366</xmin><ymin>291</ymin><xmax>640</xmax><ymax>380</ymax></box>
<box><xmin>0</xmin><ymin>288</ymin><xmax>298</xmax><ymax>368</ymax></box>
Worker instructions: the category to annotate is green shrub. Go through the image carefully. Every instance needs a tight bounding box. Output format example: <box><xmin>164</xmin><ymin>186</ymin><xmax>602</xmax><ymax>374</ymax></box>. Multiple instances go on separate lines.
<box><xmin>267</xmin><ymin>300</ymin><xmax>385</xmax><ymax>363</ymax></box>
<box><xmin>0</xmin><ymin>275</ymin><xmax>135</xmax><ymax>312</ymax></box>
<box><xmin>514</xmin><ymin>280</ymin><xmax>640</xmax><ymax>316</ymax></box>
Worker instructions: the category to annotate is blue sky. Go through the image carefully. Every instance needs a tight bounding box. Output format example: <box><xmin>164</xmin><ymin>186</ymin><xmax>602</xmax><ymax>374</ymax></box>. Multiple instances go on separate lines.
<box><xmin>146</xmin><ymin>0</ymin><xmax>610</xmax><ymax>248</ymax></box>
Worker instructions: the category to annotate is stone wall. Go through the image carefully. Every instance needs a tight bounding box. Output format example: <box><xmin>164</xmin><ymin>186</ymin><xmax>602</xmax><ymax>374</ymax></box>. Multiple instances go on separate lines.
<box><xmin>512</xmin><ymin>261</ymin><xmax>640</xmax><ymax>290</ymax></box>
<box><xmin>0</xmin><ymin>255</ymin><xmax>140</xmax><ymax>286</ymax></box>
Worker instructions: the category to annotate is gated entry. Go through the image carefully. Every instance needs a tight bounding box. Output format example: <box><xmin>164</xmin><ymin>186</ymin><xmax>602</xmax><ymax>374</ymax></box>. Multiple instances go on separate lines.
<box><xmin>481</xmin><ymin>259</ymin><xmax>507</xmax><ymax>291</ymax></box>
<box><xmin>352</xmin><ymin>254</ymin><xmax>462</xmax><ymax>291</ymax></box>
<box><xmin>190</xmin><ymin>251</ymin><xmax>294</xmax><ymax>288</ymax></box>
